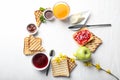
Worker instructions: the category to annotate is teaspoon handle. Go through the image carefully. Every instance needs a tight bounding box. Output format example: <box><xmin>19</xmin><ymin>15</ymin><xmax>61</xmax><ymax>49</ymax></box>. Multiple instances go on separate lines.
<box><xmin>46</xmin><ymin>58</ymin><xmax>51</xmax><ymax>76</ymax></box>
<box><xmin>46</xmin><ymin>50</ymin><xmax>55</xmax><ymax>76</ymax></box>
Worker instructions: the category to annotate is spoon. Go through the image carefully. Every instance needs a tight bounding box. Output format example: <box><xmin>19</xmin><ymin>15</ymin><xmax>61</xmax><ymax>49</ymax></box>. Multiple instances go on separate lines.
<box><xmin>46</xmin><ymin>50</ymin><xmax>55</xmax><ymax>76</ymax></box>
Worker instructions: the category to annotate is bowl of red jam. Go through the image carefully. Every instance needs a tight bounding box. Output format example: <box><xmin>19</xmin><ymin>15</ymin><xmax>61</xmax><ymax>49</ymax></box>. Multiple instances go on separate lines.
<box><xmin>32</xmin><ymin>53</ymin><xmax>49</xmax><ymax>70</ymax></box>
<box><xmin>43</xmin><ymin>9</ymin><xmax>54</xmax><ymax>21</ymax></box>
<box><xmin>27</xmin><ymin>23</ymin><xmax>38</xmax><ymax>35</ymax></box>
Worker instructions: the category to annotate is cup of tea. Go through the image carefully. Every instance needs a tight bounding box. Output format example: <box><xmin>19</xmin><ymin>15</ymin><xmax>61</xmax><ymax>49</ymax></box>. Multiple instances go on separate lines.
<box><xmin>53</xmin><ymin>1</ymin><xmax>70</xmax><ymax>20</ymax></box>
<box><xmin>31</xmin><ymin>53</ymin><xmax>49</xmax><ymax>70</ymax></box>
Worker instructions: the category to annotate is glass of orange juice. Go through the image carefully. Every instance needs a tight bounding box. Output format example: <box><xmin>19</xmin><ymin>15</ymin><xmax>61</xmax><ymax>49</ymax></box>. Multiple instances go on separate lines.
<box><xmin>53</xmin><ymin>2</ymin><xmax>70</xmax><ymax>20</ymax></box>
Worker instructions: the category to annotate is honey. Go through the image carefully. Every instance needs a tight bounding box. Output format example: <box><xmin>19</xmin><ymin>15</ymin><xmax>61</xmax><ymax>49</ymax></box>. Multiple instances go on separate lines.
<box><xmin>53</xmin><ymin>2</ymin><xmax>70</xmax><ymax>20</ymax></box>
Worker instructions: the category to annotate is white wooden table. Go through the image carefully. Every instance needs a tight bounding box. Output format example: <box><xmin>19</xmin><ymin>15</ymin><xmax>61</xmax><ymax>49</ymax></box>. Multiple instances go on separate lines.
<box><xmin>0</xmin><ymin>0</ymin><xmax>120</xmax><ymax>80</ymax></box>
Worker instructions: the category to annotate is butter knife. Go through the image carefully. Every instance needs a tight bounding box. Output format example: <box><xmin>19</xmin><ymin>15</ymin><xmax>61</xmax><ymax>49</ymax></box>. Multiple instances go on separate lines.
<box><xmin>68</xmin><ymin>24</ymin><xmax>111</xmax><ymax>29</ymax></box>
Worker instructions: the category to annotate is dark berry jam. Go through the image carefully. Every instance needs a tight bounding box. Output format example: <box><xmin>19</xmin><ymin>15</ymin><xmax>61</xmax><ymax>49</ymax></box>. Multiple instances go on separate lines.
<box><xmin>32</xmin><ymin>53</ymin><xmax>48</xmax><ymax>68</ymax></box>
<box><xmin>27</xmin><ymin>24</ymin><xmax>37</xmax><ymax>33</ymax></box>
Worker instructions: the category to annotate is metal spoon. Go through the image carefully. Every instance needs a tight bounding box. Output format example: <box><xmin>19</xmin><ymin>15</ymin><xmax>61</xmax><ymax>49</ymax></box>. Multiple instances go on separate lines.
<box><xmin>46</xmin><ymin>50</ymin><xmax>55</xmax><ymax>76</ymax></box>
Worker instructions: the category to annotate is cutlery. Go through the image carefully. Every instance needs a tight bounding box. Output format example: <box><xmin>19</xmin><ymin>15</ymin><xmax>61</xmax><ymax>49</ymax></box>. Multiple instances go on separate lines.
<box><xmin>46</xmin><ymin>50</ymin><xmax>55</xmax><ymax>76</ymax></box>
<box><xmin>68</xmin><ymin>24</ymin><xmax>111</xmax><ymax>29</ymax></box>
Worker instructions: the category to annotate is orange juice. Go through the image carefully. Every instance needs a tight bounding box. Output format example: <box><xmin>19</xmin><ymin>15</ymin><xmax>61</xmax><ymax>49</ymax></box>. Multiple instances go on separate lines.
<box><xmin>53</xmin><ymin>2</ymin><xmax>70</xmax><ymax>20</ymax></box>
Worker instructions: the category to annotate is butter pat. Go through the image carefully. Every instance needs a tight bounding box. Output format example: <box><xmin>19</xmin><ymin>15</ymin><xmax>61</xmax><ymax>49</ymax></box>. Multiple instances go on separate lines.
<box><xmin>70</xmin><ymin>13</ymin><xmax>85</xmax><ymax>24</ymax></box>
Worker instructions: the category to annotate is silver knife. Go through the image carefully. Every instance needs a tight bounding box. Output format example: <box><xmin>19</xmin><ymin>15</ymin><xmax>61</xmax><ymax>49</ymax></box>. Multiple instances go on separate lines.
<box><xmin>68</xmin><ymin>24</ymin><xmax>111</xmax><ymax>29</ymax></box>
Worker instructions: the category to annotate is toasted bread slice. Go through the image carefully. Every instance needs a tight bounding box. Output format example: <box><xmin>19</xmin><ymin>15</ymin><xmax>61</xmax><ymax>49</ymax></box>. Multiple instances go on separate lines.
<box><xmin>67</xmin><ymin>57</ymin><xmax>77</xmax><ymax>72</ymax></box>
<box><xmin>73</xmin><ymin>27</ymin><xmax>94</xmax><ymax>46</ymax></box>
<box><xmin>29</xmin><ymin>35</ymin><xmax>41</xmax><ymax>51</ymax></box>
<box><xmin>85</xmin><ymin>33</ymin><xmax>102</xmax><ymax>53</ymax></box>
<box><xmin>52</xmin><ymin>59</ymin><xmax>69</xmax><ymax>77</ymax></box>
<box><xmin>35</xmin><ymin>38</ymin><xmax>45</xmax><ymax>52</ymax></box>
<box><xmin>29</xmin><ymin>35</ymin><xmax>45</xmax><ymax>52</ymax></box>
<box><xmin>34</xmin><ymin>10</ymin><xmax>42</xmax><ymax>27</ymax></box>
<box><xmin>23</xmin><ymin>37</ymin><xmax>35</xmax><ymax>55</ymax></box>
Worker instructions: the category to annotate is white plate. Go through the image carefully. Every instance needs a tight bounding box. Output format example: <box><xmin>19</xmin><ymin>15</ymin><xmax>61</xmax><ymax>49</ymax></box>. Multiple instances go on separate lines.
<box><xmin>79</xmin><ymin>11</ymin><xmax>90</xmax><ymax>25</ymax></box>
<box><xmin>69</xmin><ymin>11</ymin><xmax>91</xmax><ymax>25</ymax></box>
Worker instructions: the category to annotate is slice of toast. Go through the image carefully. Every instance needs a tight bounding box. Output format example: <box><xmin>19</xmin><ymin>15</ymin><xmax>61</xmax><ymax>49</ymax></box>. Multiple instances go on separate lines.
<box><xmin>84</xmin><ymin>33</ymin><xmax>102</xmax><ymax>53</ymax></box>
<box><xmin>35</xmin><ymin>38</ymin><xmax>45</xmax><ymax>52</ymax></box>
<box><xmin>73</xmin><ymin>27</ymin><xmax>94</xmax><ymax>46</ymax></box>
<box><xmin>29</xmin><ymin>35</ymin><xmax>45</xmax><ymax>52</ymax></box>
<box><xmin>67</xmin><ymin>57</ymin><xmax>77</xmax><ymax>72</ymax></box>
<box><xmin>29</xmin><ymin>35</ymin><xmax>41</xmax><ymax>51</ymax></box>
<box><xmin>23</xmin><ymin>37</ymin><xmax>35</xmax><ymax>55</ymax></box>
<box><xmin>34</xmin><ymin>10</ymin><xmax>43</xmax><ymax>27</ymax></box>
<box><xmin>52</xmin><ymin>59</ymin><xmax>70</xmax><ymax>77</ymax></box>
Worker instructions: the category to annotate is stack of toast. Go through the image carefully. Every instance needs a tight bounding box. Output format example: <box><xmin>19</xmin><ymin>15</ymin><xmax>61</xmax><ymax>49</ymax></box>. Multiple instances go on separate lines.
<box><xmin>51</xmin><ymin>56</ymin><xmax>76</xmax><ymax>77</ymax></box>
<box><xmin>24</xmin><ymin>35</ymin><xmax>45</xmax><ymax>55</ymax></box>
<box><xmin>73</xmin><ymin>27</ymin><xmax>102</xmax><ymax>53</ymax></box>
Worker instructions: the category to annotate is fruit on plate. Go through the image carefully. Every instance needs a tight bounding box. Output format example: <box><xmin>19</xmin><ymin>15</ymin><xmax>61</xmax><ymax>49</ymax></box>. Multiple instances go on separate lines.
<box><xmin>74</xmin><ymin>46</ymin><xmax>91</xmax><ymax>62</ymax></box>
<box><xmin>73</xmin><ymin>27</ymin><xmax>93</xmax><ymax>46</ymax></box>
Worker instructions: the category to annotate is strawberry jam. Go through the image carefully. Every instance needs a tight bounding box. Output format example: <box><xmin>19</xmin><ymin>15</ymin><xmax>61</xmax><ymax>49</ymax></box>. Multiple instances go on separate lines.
<box><xmin>73</xmin><ymin>30</ymin><xmax>91</xmax><ymax>45</ymax></box>
<box><xmin>32</xmin><ymin>53</ymin><xmax>48</xmax><ymax>68</ymax></box>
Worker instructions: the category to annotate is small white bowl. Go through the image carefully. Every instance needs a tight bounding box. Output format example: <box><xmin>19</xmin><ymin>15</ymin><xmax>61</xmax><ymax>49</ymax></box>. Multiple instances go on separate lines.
<box><xmin>43</xmin><ymin>9</ymin><xmax>54</xmax><ymax>21</ymax></box>
<box><xmin>31</xmin><ymin>53</ymin><xmax>50</xmax><ymax>71</ymax></box>
<box><xmin>27</xmin><ymin>23</ymin><xmax>38</xmax><ymax>35</ymax></box>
